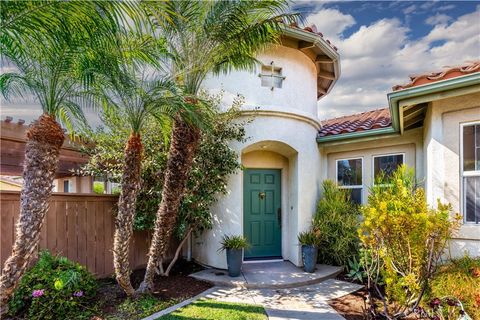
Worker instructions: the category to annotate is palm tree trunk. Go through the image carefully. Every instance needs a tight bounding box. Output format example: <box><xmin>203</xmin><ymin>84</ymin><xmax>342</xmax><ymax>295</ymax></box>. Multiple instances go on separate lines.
<box><xmin>113</xmin><ymin>133</ymin><xmax>142</xmax><ymax>296</ymax></box>
<box><xmin>0</xmin><ymin>114</ymin><xmax>64</xmax><ymax>310</ymax></box>
<box><xmin>137</xmin><ymin>118</ymin><xmax>200</xmax><ymax>293</ymax></box>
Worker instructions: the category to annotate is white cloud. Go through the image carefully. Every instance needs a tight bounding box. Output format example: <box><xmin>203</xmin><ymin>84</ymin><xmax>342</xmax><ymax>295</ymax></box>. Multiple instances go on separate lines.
<box><xmin>438</xmin><ymin>4</ymin><xmax>456</xmax><ymax>11</ymax></box>
<box><xmin>318</xmin><ymin>7</ymin><xmax>480</xmax><ymax>119</ymax></box>
<box><xmin>403</xmin><ymin>5</ymin><xmax>416</xmax><ymax>15</ymax></box>
<box><xmin>425</xmin><ymin>13</ymin><xmax>452</xmax><ymax>26</ymax></box>
<box><xmin>305</xmin><ymin>8</ymin><xmax>355</xmax><ymax>41</ymax></box>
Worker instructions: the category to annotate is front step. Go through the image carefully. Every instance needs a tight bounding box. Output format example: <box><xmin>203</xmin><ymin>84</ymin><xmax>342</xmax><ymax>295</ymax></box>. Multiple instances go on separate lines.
<box><xmin>189</xmin><ymin>262</ymin><xmax>343</xmax><ymax>289</ymax></box>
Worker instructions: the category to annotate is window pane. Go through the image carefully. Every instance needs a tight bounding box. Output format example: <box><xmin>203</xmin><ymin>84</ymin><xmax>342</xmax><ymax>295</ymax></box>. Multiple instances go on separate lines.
<box><xmin>63</xmin><ymin>180</ymin><xmax>70</xmax><ymax>193</ymax></box>
<box><xmin>337</xmin><ymin>159</ymin><xmax>362</xmax><ymax>186</ymax></box>
<box><xmin>465</xmin><ymin>176</ymin><xmax>480</xmax><ymax>223</ymax></box>
<box><xmin>273</xmin><ymin>75</ymin><xmax>283</xmax><ymax>88</ymax></box>
<box><xmin>349</xmin><ymin>188</ymin><xmax>362</xmax><ymax>205</ymax></box>
<box><xmin>463</xmin><ymin>125</ymin><xmax>476</xmax><ymax>171</ymax></box>
<box><xmin>374</xmin><ymin>154</ymin><xmax>404</xmax><ymax>180</ymax></box>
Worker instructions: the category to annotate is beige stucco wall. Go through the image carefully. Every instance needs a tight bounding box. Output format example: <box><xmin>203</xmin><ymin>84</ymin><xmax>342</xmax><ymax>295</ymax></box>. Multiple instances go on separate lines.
<box><xmin>194</xmin><ymin>42</ymin><xmax>324</xmax><ymax>269</ymax></box>
<box><xmin>192</xmin><ymin>114</ymin><xmax>322</xmax><ymax>269</ymax></box>
<box><xmin>321</xmin><ymin>128</ymin><xmax>423</xmax><ymax>203</ymax></box>
<box><xmin>54</xmin><ymin>176</ymin><xmax>93</xmax><ymax>193</ymax></box>
<box><xmin>423</xmin><ymin>92</ymin><xmax>480</xmax><ymax>258</ymax></box>
<box><xmin>203</xmin><ymin>44</ymin><xmax>319</xmax><ymax>120</ymax></box>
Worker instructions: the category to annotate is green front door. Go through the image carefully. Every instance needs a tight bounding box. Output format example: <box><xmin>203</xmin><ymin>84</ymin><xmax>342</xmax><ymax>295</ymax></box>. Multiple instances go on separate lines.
<box><xmin>243</xmin><ymin>169</ymin><xmax>282</xmax><ymax>259</ymax></box>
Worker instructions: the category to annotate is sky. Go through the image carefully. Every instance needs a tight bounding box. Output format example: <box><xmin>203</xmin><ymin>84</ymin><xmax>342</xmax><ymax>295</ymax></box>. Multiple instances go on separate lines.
<box><xmin>293</xmin><ymin>0</ymin><xmax>480</xmax><ymax>119</ymax></box>
<box><xmin>1</xmin><ymin>1</ymin><xmax>479</xmax><ymax>123</ymax></box>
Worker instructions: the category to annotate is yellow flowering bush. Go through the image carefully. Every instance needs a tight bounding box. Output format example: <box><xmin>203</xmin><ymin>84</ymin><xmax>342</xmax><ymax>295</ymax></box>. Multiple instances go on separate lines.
<box><xmin>359</xmin><ymin>165</ymin><xmax>460</xmax><ymax>318</ymax></box>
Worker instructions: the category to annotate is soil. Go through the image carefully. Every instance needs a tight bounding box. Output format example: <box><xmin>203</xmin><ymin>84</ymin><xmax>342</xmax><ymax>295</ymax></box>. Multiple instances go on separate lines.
<box><xmin>328</xmin><ymin>274</ymin><xmax>417</xmax><ymax>320</ymax></box>
<box><xmin>328</xmin><ymin>288</ymin><xmax>367</xmax><ymax>320</ymax></box>
<box><xmin>95</xmin><ymin>259</ymin><xmax>212</xmax><ymax>317</ymax></box>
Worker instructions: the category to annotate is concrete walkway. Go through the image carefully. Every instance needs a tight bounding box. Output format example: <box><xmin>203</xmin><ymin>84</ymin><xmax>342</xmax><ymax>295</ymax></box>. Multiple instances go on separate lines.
<box><xmin>144</xmin><ymin>279</ymin><xmax>362</xmax><ymax>320</ymax></box>
<box><xmin>190</xmin><ymin>261</ymin><xmax>343</xmax><ymax>289</ymax></box>
<box><xmin>203</xmin><ymin>279</ymin><xmax>363</xmax><ymax>320</ymax></box>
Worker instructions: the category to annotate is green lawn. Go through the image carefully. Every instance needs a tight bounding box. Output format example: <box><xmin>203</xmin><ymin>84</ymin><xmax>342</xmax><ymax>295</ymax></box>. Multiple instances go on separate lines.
<box><xmin>157</xmin><ymin>299</ymin><xmax>268</xmax><ymax>320</ymax></box>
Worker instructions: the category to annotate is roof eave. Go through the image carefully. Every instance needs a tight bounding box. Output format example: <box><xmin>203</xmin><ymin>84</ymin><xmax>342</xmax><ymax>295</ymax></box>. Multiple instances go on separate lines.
<box><xmin>282</xmin><ymin>27</ymin><xmax>341</xmax><ymax>100</ymax></box>
<box><xmin>388</xmin><ymin>72</ymin><xmax>480</xmax><ymax>132</ymax></box>
<box><xmin>316</xmin><ymin>126</ymin><xmax>396</xmax><ymax>144</ymax></box>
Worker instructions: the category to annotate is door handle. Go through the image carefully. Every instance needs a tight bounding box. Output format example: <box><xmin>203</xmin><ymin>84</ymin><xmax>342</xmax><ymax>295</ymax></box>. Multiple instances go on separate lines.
<box><xmin>277</xmin><ymin>208</ymin><xmax>281</xmax><ymax>228</ymax></box>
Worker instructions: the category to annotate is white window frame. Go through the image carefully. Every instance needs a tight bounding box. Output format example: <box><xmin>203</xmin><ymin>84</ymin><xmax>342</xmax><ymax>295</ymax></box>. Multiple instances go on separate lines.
<box><xmin>335</xmin><ymin>157</ymin><xmax>364</xmax><ymax>204</ymax></box>
<box><xmin>372</xmin><ymin>153</ymin><xmax>405</xmax><ymax>185</ymax></box>
<box><xmin>258</xmin><ymin>61</ymin><xmax>285</xmax><ymax>90</ymax></box>
<box><xmin>460</xmin><ymin>121</ymin><xmax>480</xmax><ymax>225</ymax></box>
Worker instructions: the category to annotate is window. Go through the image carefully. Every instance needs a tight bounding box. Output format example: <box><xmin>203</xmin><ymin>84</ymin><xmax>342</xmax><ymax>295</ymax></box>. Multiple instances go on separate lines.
<box><xmin>373</xmin><ymin>153</ymin><xmax>404</xmax><ymax>182</ymax></box>
<box><xmin>336</xmin><ymin>158</ymin><xmax>363</xmax><ymax>204</ymax></box>
<box><xmin>259</xmin><ymin>62</ymin><xmax>285</xmax><ymax>90</ymax></box>
<box><xmin>63</xmin><ymin>180</ymin><xmax>70</xmax><ymax>193</ymax></box>
<box><xmin>462</xmin><ymin>122</ymin><xmax>480</xmax><ymax>224</ymax></box>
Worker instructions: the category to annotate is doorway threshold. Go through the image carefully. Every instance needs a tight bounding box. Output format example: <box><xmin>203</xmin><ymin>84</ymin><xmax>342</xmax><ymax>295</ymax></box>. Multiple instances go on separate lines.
<box><xmin>243</xmin><ymin>258</ymin><xmax>284</xmax><ymax>264</ymax></box>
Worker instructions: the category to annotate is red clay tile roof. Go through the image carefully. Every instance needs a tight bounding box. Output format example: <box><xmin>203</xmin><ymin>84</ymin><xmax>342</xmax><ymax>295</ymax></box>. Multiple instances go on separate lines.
<box><xmin>392</xmin><ymin>61</ymin><xmax>480</xmax><ymax>91</ymax></box>
<box><xmin>318</xmin><ymin>108</ymin><xmax>391</xmax><ymax>137</ymax></box>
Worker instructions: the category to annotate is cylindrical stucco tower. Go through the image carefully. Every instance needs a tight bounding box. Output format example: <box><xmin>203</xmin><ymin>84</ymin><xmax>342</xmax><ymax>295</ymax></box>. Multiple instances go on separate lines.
<box><xmin>193</xmin><ymin>25</ymin><xmax>340</xmax><ymax>269</ymax></box>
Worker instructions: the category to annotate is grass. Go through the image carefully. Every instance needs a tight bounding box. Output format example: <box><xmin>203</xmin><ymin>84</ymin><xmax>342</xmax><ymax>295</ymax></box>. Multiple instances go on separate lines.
<box><xmin>157</xmin><ymin>299</ymin><xmax>268</xmax><ymax>320</ymax></box>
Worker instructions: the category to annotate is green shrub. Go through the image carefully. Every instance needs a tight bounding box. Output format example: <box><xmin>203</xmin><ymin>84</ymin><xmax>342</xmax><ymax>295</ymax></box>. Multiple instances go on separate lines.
<box><xmin>219</xmin><ymin>235</ymin><xmax>250</xmax><ymax>251</ymax></box>
<box><xmin>93</xmin><ymin>181</ymin><xmax>104</xmax><ymax>194</ymax></box>
<box><xmin>8</xmin><ymin>251</ymin><xmax>97</xmax><ymax>320</ymax></box>
<box><xmin>313</xmin><ymin>180</ymin><xmax>359</xmax><ymax>266</ymax></box>
<box><xmin>424</xmin><ymin>256</ymin><xmax>480</xmax><ymax>320</ymax></box>
<box><xmin>297</xmin><ymin>230</ymin><xmax>321</xmax><ymax>247</ymax></box>
<box><xmin>359</xmin><ymin>165</ymin><xmax>461</xmax><ymax>318</ymax></box>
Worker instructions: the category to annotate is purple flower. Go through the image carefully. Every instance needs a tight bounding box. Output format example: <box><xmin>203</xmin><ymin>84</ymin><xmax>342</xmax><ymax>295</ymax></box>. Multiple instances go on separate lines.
<box><xmin>446</xmin><ymin>298</ymin><xmax>457</xmax><ymax>306</ymax></box>
<box><xmin>32</xmin><ymin>289</ymin><xmax>45</xmax><ymax>298</ymax></box>
<box><xmin>73</xmin><ymin>290</ymin><xmax>83</xmax><ymax>297</ymax></box>
<box><xmin>429</xmin><ymin>298</ymin><xmax>441</xmax><ymax>309</ymax></box>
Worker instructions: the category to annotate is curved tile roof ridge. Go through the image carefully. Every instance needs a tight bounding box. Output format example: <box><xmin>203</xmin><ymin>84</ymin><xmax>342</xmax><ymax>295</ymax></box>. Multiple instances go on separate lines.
<box><xmin>392</xmin><ymin>60</ymin><xmax>480</xmax><ymax>91</ymax></box>
<box><xmin>318</xmin><ymin>108</ymin><xmax>391</xmax><ymax>137</ymax></box>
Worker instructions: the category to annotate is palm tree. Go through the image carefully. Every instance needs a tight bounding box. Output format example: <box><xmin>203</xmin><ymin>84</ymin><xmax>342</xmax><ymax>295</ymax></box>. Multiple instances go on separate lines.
<box><xmin>90</xmin><ymin>29</ymin><xmax>208</xmax><ymax>295</ymax></box>
<box><xmin>0</xmin><ymin>1</ymin><xmax>133</xmax><ymax>308</ymax></box>
<box><xmin>102</xmin><ymin>75</ymin><xmax>182</xmax><ymax>296</ymax></box>
<box><xmin>138</xmin><ymin>0</ymin><xmax>296</xmax><ymax>292</ymax></box>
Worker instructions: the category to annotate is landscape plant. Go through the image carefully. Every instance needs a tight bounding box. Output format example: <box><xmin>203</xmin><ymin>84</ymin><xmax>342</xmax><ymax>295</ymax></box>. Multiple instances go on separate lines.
<box><xmin>313</xmin><ymin>180</ymin><xmax>360</xmax><ymax>266</ymax></box>
<box><xmin>86</xmin><ymin>28</ymin><xmax>201</xmax><ymax>295</ymax></box>
<box><xmin>81</xmin><ymin>93</ymin><xmax>246</xmax><ymax>277</ymax></box>
<box><xmin>359</xmin><ymin>165</ymin><xmax>461</xmax><ymax>319</ymax></box>
<box><xmin>0</xmin><ymin>1</ymin><xmax>134</xmax><ymax>307</ymax></box>
<box><xmin>219</xmin><ymin>235</ymin><xmax>251</xmax><ymax>251</ymax></box>
<box><xmin>138</xmin><ymin>0</ymin><xmax>298</xmax><ymax>293</ymax></box>
<box><xmin>7</xmin><ymin>251</ymin><xmax>97</xmax><ymax>320</ymax></box>
<box><xmin>423</xmin><ymin>256</ymin><xmax>480</xmax><ymax>320</ymax></box>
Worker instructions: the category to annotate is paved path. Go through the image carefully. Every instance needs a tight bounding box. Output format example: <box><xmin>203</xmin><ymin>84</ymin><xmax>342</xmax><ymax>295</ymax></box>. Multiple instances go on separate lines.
<box><xmin>190</xmin><ymin>262</ymin><xmax>343</xmax><ymax>289</ymax></box>
<box><xmin>202</xmin><ymin>279</ymin><xmax>362</xmax><ymax>320</ymax></box>
<box><xmin>143</xmin><ymin>278</ymin><xmax>362</xmax><ymax>320</ymax></box>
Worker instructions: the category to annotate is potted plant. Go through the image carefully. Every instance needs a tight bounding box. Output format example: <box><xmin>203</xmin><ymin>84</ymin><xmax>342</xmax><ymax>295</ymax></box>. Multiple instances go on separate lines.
<box><xmin>219</xmin><ymin>235</ymin><xmax>250</xmax><ymax>277</ymax></box>
<box><xmin>298</xmin><ymin>230</ymin><xmax>320</xmax><ymax>273</ymax></box>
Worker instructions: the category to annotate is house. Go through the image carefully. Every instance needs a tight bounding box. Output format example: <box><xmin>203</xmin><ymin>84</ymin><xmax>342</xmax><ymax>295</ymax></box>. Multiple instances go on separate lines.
<box><xmin>0</xmin><ymin>117</ymin><xmax>95</xmax><ymax>193</ymax></box>
<box><xmin>193</xmin><ymin>24</ymin><xmax>480</xmax><ymax>269</ymax></box>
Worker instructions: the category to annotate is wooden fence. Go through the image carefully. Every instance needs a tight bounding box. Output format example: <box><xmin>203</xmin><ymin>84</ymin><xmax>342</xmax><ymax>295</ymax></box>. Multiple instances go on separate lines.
<box><xmin>0</xmin><ymin>191</ymin><xmax>171</xmax><ymax>278</ymax></box>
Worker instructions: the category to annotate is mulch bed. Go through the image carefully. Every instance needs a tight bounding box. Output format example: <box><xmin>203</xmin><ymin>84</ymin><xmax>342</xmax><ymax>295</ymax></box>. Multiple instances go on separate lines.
<box><xmin>328</xmin><ymin>288</ymin><xmax>367</xmax><ymax>320</ymax></box>
<box><xmin>95</xmin><ymin>259</ymin><xmax>213</xmax><ymax>317</ymax></box>
<box><xmin>328</xmin><ymin>274</ymin><xmax>417</xmax><ymax>320</ymax></box>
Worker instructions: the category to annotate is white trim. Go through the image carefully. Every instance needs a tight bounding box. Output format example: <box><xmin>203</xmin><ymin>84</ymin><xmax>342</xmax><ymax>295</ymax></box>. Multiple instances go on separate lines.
<box><xmin>371</xmin><ymin>153</ymin><xmax>405</xmax><ymax>184</ymax></box>
<box><xmin>243</xmin><ymin>259</ymin><xmax>284</xmax><ymax>264</ymax></box>
<box><xmin>335</xmin><ymin>157</ymin><xmax>364</xmax><ymax>203</ymax></box>
<box><xmin>460</xmin><ymin>121</ymin><xmax>480</xmax><ymax>225</ymax></box>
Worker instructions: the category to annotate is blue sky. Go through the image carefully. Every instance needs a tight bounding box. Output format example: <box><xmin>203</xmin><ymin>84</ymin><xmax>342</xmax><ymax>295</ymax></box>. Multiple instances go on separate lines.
<box><xmin>293</xmin><ymin>1</ymin><xmax>480</xmax><ymax>118</ymax></box>
<box><xmin>1</xmin><ymin>1</ymin><xmax>479</xmax><ymax>122</ymax></box>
